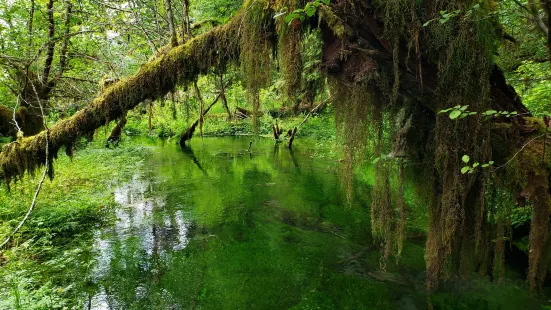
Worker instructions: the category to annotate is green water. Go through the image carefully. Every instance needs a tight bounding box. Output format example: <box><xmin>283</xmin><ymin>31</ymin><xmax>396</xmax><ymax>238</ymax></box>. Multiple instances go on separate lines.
<box><xmin>86</xmin><ymin>137</ymin><xmax>541</xmax><ymax>309</ymax></box>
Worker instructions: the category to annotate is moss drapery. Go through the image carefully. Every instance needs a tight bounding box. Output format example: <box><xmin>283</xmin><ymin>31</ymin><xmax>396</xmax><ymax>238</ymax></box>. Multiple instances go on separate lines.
<box><xmin>318</xmin><ymin>0</ymin><xmax>551</xmax><ymax>293</ymax></box>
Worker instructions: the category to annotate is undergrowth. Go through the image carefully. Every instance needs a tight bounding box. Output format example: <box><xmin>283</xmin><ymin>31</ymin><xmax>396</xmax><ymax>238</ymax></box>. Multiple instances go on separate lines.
<box><xmin>0</xmin><ymin>138</ymin><xmax>149</xmax><ymax>309</ymax></box>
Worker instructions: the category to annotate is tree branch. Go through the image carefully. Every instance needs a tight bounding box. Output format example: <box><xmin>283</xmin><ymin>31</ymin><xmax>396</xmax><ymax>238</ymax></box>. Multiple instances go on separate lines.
<box><xmin>0</xmin><ymin>9</ymin><xmax>244</xmax><ymax>184</ymax></box>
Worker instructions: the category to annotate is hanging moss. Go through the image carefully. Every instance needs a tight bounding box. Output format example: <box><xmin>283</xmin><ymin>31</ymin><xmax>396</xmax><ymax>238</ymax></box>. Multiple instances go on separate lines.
<box><xmin>503</xmin><ymin>121</ymin><xmax>551</xmax><ymax>292</ymax></box>
<box><xmin>373</xmin><ymin>0</ymin><xmax>499</xmax><ymax>290</ymax></box>
<box><xmin>318</xmin><ymin>5</ymin><xmax>351</xmax><ymax>39</ymax></box>
<box><xmin>371</xmin><ymin>162</ymin><xmax>393</xmax><ymax>269</ymax></box>
<box><xmin>240</xmin><ymin>0</ymin><xmax>273</xmax><ymax>133</ymax></box>
<box><xmin>276</xmin><ymin>4</ymin><xmax>303</xmax><ymax>107</ymax></box>
<box><xmin>395</xmin><ymin>160</ymin><xmax>407</xmax><ymax>259</ymax></box>
<box><xmin>321</xmin><ymin>0</ymin><xmax>545</xmax><ymax>292</ymax></box>
<box><xmin>330</xmin><ymin>79</ymin><xmax>372</xmax><ymax>201</ymax></box>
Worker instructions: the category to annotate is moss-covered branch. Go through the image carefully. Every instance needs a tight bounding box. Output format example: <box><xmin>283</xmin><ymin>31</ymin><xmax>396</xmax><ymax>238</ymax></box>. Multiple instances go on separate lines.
<box><xmin>0</xmin><ymin>8</ymin><xmax>245</xmax><ymax>184</ymax></box>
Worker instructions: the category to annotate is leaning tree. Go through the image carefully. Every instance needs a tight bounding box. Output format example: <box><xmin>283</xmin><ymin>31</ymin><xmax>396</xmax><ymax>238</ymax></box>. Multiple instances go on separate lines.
<box><xmin>1</xmin><ymin>0</ymin><xmax>550</xmax><ymax>293</ymax></box>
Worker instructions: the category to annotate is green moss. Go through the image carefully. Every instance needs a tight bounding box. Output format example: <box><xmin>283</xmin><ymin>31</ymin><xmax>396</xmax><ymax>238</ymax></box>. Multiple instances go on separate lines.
<box><xmin>318</xmin><ymin>5</ymin><xmax>351</xmax><ymax>39</ymax></box>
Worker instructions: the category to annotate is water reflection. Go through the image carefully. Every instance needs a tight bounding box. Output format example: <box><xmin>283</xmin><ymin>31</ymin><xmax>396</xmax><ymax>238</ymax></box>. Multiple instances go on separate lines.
<box><xmin>83</xmin><ymin>137</ymin><xmax>541</xmax><ymax>309</ymax></box>
<box><xmin>89</xmin><ymin>171</ymin><xmax>190</xmax><ymax>309</ymax></box>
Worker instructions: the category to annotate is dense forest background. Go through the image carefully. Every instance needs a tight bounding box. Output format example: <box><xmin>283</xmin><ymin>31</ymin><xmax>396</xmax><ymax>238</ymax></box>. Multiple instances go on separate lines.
<box><xmin>1</xmin><ymin>0</ymin><xmax>551</xmax><ymax>308</ymax></box>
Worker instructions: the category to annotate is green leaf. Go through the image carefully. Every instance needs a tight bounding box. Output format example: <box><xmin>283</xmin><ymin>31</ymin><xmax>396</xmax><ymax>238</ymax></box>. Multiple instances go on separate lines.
<box><xmin>461</xmin><ymin>166</ymin><xmax>470</xmax><ymax>174</ymax></box>
<box><xmin>439</xmin><ymin>108</ymin><xmax>452</xmax><ymax>114</ymax></box>
<box><xmin>460</xmin><ymin>105</ymin><xmax>469</xmax><ymax>111</ymax></box>
<box><xmin>489</xmin><ymin>161</ymin><xmax>495</xmax><ymax>165</ymax></box>
<box><xmin>372</xmin><ymin>157</ymin><xmax>380</xmax><ymax>164</ymax></box>
<box><xmin>304</xmin><ymin>4</ymin><xmax>316</xmax><ymax>17</ymax></box>
<box><xmin>449</xmin><ymin>110</ymin><xmax>462</xmax><ymax>120</ymax></box>
<box><xmin>473</xmin><ymin>162</ymin><xmax>479</xmax><ymax>168</ymax></box>
<box><xmin>482</xmin><ymin>164</ymin><xmax>489</xmax><ymax>168</ymax></box>
<box><xmin>462</xmin><ymin>155</ymin><xmax>470</xmax><ymax>163</ymax></box>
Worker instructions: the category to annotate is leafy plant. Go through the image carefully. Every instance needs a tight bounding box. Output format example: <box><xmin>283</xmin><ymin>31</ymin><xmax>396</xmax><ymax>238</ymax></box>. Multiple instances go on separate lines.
<box><xmin>440</xmin><ymin>105</ymin><xmax>520</xmax><ymax>120</ymax></box>
<box><xmin>481</xmin><ymin>110</ymin><xmax>518</xmax><ymax>118</ymax></box>
<box><xmin>439</xmin><ymin>105</ymin><xmax>477</xmax><ymax>120</ymax></box>
<box><xmin>460</xmin><ymin>154</ymin><xmax>494</xmax><ymax>174</ymax></box>
<box><xmin>423</xmin><ymin>3</ymin><xmax>485</xmax><ymax>27</ymax></box>
<box><xmin>423</xmin><ymin>10</ymin><xmax>462</xmax><ymax>27</ymax></box>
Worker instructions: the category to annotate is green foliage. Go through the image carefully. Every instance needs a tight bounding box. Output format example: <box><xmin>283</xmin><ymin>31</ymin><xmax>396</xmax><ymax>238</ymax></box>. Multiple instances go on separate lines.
<box><xmin>423</xmin><ymin>10</ymin><xmax>462</xmax><ymax>27</ymax></box>
<box><xmin>497</xmin><ymin>0</ymin><xmax>551</xmax><ymax>117</ymax></box>
<box><xmin>460</xmin><ymin>154</ymin><xmax>494</xmax><ymax>174</ymax></box>
<box><xmin>439</xmin><ymin>105</ymin><xmax>477</xmax><ymax>120</ymax></box>
<box><xmin>191</xmin><ymin>0</ymin><xmax>242</xmax><ymax>23</ymax></box>
<box><xmin>0</xmin><ymin>138</ymin><xmax>149</xmax><ymax>308</ymax></box>
<box><xmin>423</xmin><ymin>3</ymin><xmax>492</xmax><ymax>27</ymax></box>
<box><xmin>439</xmin><ymin>105</ymin><xmax>519</xmax><ymax>120</ymax></box>
<box><xmin>275</xmin><ymin>0</ymin><xmax>330</xmax><ymax>24</ymax></box>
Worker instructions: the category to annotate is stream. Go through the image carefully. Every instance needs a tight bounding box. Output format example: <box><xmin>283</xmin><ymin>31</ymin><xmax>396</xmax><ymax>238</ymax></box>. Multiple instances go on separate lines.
<box><xmin>84</xmin><ymin>137</ymin><xmax>540</xmax><ymax>309</ymax></box>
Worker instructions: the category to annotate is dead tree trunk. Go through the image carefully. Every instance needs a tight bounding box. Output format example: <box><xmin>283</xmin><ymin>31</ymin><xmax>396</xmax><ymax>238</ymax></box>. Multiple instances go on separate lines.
<box><xmin>179</xmin><ymin>92</ymin><xmax>222</xmax><ymax>146</ymax></box>
<box><xmin>219</xmin><ymin>73</ymin><xmax>232</xmax><ymax>120</ymax></box>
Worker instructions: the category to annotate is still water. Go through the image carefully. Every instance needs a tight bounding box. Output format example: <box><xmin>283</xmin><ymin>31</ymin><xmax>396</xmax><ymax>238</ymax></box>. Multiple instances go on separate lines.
<box><xmin>85</xmin><ymin>137</ymin><xmax>540</xmax><ymax>309</ymax></box>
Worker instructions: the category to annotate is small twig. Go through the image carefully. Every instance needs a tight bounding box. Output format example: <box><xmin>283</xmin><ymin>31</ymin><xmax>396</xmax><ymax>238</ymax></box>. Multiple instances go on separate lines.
<box><xmin>297</xmin><ymin>96</ymin><xmax>332</xmax><ymax>129</ymax></box>
<box><xmin>11</xmin><ymin>97</ymin><xmax>22</xmax><ymax>135</ymax></box>
<box><xmin>495</xmin><ymin>133</ymin><xmax>546</xmax><ymax>171</ymax></box>
<box><xmin>0</xmin><ymin>132</ymin><xmax>48</xmax><ymax>250</ymax></box>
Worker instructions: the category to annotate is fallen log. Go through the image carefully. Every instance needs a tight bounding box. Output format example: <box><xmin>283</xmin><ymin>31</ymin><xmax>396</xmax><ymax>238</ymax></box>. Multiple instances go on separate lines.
<box><xmin>234</xmin><ymin>106</ymin><xmax>264</xmax><ymax>120</ymax></box>
<box><xmin>0</xmin><ymin>7</ymin><xmax>244</xmax><ymax>184</ymax></box>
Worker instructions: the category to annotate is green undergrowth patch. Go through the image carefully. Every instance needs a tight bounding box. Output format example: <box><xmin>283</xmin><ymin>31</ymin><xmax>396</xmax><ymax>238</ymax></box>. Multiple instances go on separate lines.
<box><xmin>0</xmin><ymin>138</ymin><xmax>150</xmax><ymax>309</ymax></box>
<box><xmin>123</xmin><ymin>100</ymin><xmax>339</xmax><ymax>158</ymax></box>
